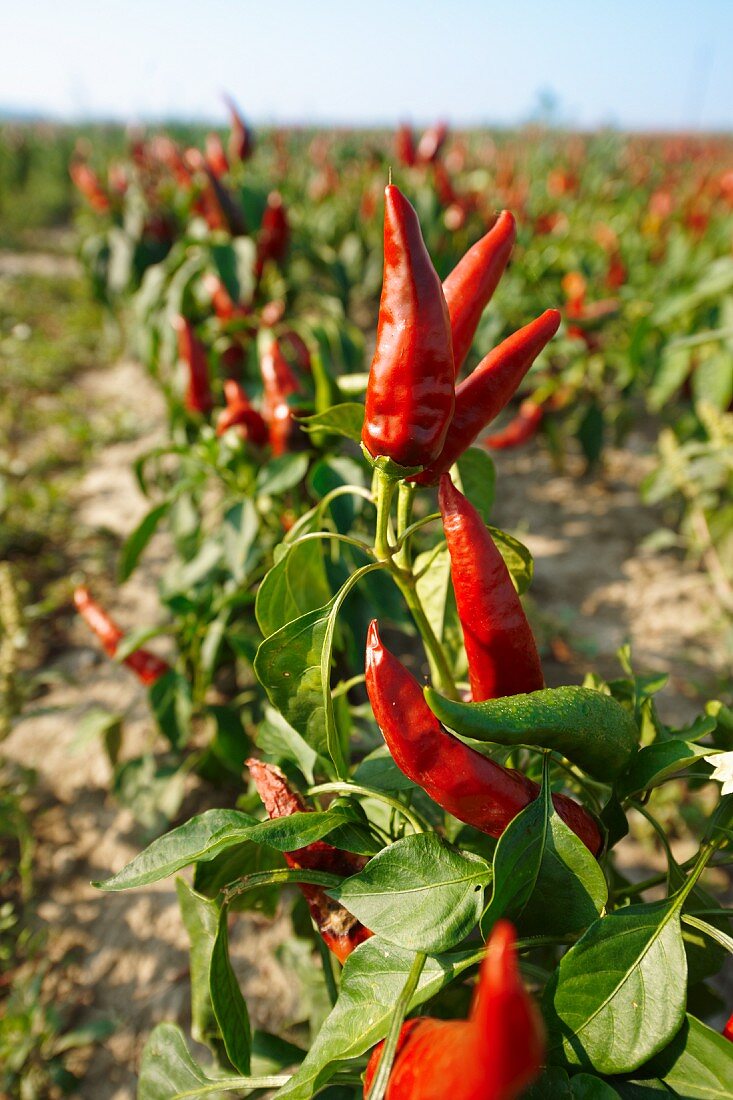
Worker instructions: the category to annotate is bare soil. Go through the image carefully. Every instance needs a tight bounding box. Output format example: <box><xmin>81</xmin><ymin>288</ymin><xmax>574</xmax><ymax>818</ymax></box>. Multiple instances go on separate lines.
<box><xmin>4</xmin><ymin>278</ymin><xmax>730</xmax><ymax>1093</ymax></box>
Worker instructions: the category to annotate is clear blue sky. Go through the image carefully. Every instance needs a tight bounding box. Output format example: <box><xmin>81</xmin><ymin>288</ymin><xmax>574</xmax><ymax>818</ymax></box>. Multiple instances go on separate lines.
<box><xmin>3</xmin><ymin>0</ymin><xmax>732</xmax><ymax>130</ymax></box>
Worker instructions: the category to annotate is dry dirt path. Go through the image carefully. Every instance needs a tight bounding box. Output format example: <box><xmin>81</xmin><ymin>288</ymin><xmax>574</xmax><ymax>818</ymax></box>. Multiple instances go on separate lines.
<box><xmin>3</xmin><ymin>299</ymin><xmax>729</xmax><ymax>1092</ymax></box>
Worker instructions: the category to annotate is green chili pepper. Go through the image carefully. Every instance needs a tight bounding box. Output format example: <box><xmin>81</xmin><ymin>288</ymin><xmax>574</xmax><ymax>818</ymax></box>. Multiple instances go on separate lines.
<box><xmin>424</xmin><ymin>684</ymin><xmax>638</xmax><ymax>782</ymax></box>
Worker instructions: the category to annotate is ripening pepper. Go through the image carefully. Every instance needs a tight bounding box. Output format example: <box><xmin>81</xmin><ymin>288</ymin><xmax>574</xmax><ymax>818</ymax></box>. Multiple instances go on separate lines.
<box><xmin>216</xmin><ymin>381</ymin><xmax>270</xmax><ymax>446</ymax></box>
<box><xmin>439</xmin><ymin>475</ymin><xmax>544</xmax><ymax>701</ymax></box>
<box><xmin>69</xmin><ymin>160</ymin><xmax>111</xmax><ymax>213</ymax></box>
<box><xmin>73</xmin><ymin>587</ymin><xmax>170</xmax><ymax>687</ymax></box>
<box><xmin>364</xmin><ymin>920</ymin><xmax>544</xmax><ymax>1100</ymax></box>
<box><xmin>259</xmin><ymin>333</ymin><xmax>302</xmax><ymax>456</ymax></box>
<box><xmin>485</xmin><ymin>398</ymin><xmax>544</xmax><ymax>450</ymax></box>
<box><xmin>365</xmin><ymin>622</ymin><xmax>602</xmax><ymax>855</ymax></box>
<box><xmin>173</xmin><ymin>316</ymin><xmax>214</xmax><ymax>415</ymax></box>
<box><xmin>247</xmin><ymin>759</ymin><xmax>372</xmax><ymax>963</ymax></box>
<box><xmin>395</xmin><ymin>124</ymin><xmax>417</xmax><ymax>168</ymax></box>
<box><xmin>411</xmin><ymin>309</ymin><xmax>560</xmax><ymax>485</ymax></box>
<box><xmin>225</xmin><ymin>95</ymin><xmax>255</xmax><ymax>162</ymax></box>
<box><xmin>255</xmin><ymin>192</ymin><xmax>290</xmax><ymax>280</ymax></box>
<box><xmin>442</xmin><ymin>210</ymin><xmax>517</xmax><ymax>376</ymax></box>
<box><xmin>362</xmin><ymin>185</ymin><xmax>455</xmax><ymax>469</ymax></box>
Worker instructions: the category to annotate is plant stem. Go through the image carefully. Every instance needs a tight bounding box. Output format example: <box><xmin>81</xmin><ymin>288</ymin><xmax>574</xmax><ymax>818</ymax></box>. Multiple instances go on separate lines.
<box><xmin>374</xmin><ymin>472</ymin><xmax>397</xmax><ymax>561</ymax></box>
<box><xmin>308</xmin><ymin>781</ymin><xmax>428</xmax><ymax>834</ymax></box>
<box><xmin>396</xmin><ymin>573</ymin><xmax>458</xmax><ymax>698</ymax></box>
<box><xmin>366</xmin><ymin>952</ymin><xmax>427</xmax><ymax>1100</ymax></box>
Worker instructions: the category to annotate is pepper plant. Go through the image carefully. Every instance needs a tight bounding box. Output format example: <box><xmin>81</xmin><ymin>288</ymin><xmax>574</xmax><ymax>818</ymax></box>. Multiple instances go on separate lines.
<box><xmin>91</xmin><ymin>184</ymin><xmax>733</xmax><ymax>1098</ymax></box>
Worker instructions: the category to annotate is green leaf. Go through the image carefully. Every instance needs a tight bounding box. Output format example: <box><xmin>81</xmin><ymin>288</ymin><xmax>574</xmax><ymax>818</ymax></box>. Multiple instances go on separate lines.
<box><xmin>571</xmin><ymin>1075</ymin><xmax>622</xmax><ymax>1098</ymax></box>
<box><xmin>544</xmin><ymin>901</ymin><xmax>687</xmax><ymax>1074</ymax></box>
<box><xmin>119</xmin><ymin>500</ymin><xmax>170</xmax><ymax>582</ymax></box>
<box><xmin>148</xmin><ymin>670</ymin><xmax>193</xmax><ymax>749</ymax></box>
<box><xmin>616</xmin><ymin>740</ymin><xmax>721</xmax><ymax>799</ymax></box>
<box><xmin>483</xmin><ymin>767</ymin><xmax>607</xmax><ymax>937</ymax></box>
<box><xmin>274</xmin><ymin>940</ymin><xmax>480</xmax><ymax>1099</ymax></box>
<box><xmin>254</xmin><ymin>602</ymin><xmax>333</xmax><ymax>758</ymax></box>
<box><xmin>256</xmin><ymin>453</ymin><xmax>309</xmax><ymax>496</ymax></box>
<box><xmin>96</xmin><ymin>805</ymin><xmax>358</xmax><ymax>890</ymax></box>
<box><xmin>137</xmin><ymin>1022</ymin><xmax>212</xmax><ymax>1099</ymax></box>
<box><xmin>454</xmin><ymin>447</ymin><xmax>495</xmax><ymax>522</ymax></box>
<box><xmin>640</xmin><ymin>1014</ymin><xmax>733</xmax><ymax>1098</ymax></box>
<box><xmin>577</xmin><ymin>402</ymin><xmax>604</xmax><ymax>467</ymax></box>
<box><xmin>221</xmin><ymin>500</ymin><xmax>259</xmax><ymax>584</ymax></box>
<box><xmin>193</xmin><ymin>840</ymin><xmax>283</xmax><ymax>916</ymax></box>
<box><xmin>487</xmin><ymin>524</ymin><xmax>534</xmax><ymax>595</ymax></box>
<box><xmin>210</xmin><ymin>907</ymin><xmax>251</xmax><ymax>1074</ymax></box>
<box><xmin>521</xmin><ymin>1066</ymin><xmax>573</xmax><ymax>1098</ymax></box>
<box><xmin>414</xmin><ymin>544</ymin><xmax>464</xmax><ymax>685</ymax></box>
<box><xmin>256</xmin><ymin>540</ymin><xmax>332</xmax><ymax>639</ymax></box>
<box><xmin>331</xmin><ymin>834</ymin><xmax>490</xmax><ymax>952</ymax></box>
<box><xmin>297</xmin><ymin>403</ymin><xmax>364</xmax><ymax>441</ymax></box>
<box><xmin>176</xmin><ymin>880</ymin><xmax>222</xmax><ymax>1052</ymax></box>
<box><xmin>254</xmin><ymin>706</ymin><xmax>320</xmax><ymax>785</ymax></box>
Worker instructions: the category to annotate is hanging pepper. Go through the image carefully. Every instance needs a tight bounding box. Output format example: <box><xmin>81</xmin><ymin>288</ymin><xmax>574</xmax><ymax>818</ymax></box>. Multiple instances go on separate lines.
<box><xmin>365</xmin><ymin>622</ymin><xmax>602</xmax><ymax>855</ymax></box>
<box><xmin>439</xmin><ymin>475</ymin><xmax>543</xmax><ymax>701</ymax></box>
<box><xmin>202</xmin><ymin>273</ymin><xmax>248</xmax><ymax>323</ymax></box>
<box><xmin>364</xmin><ymin>920</ymin><xmax>544</xmax><ymax>1100</ymax></box>
<box><xmin>442</xmin><ymin>210</ymin><xmax>517</xmax><ymax>375</ymax></box>
<box><xmin>74</xmin><ymin>587</ymin><xmax>170</xmax><ymax>687</ymax></box>
<box><xmin>216</xmin><ymin>381</ymin><xmax>270</xmax><ymax>446</ymax></box>
<box><xmin>247</xmin><ymin>760</ymin><xmax>372</xmax><ymax>963</ymax></box>
<box><xmin>724</xmin><ymin>1012</ymin><xmax>733</xmax><ymax>1042</ymax></box>
<box><xmin>411</xmin><ymin>309</ymin><xmax>560</xmax><ymax>485</ymax></box>
<box><xmin>395</xmin><ymin>124</ymin><xmax>417</xmax><ymax>168</ymax></box>
<box><xmin>69</xmin><ymin>160</ymin><xmax>111</xmax><ymax>213</ymax></box>
<box><xmin>259</xmin><ymin>332</ymin><xmax>302</xmax><ymax>456</ymax></box>
<box><xmin>255</xmin><ymin>192</ymin><xmax>290</xmax><ymax>281</ymax></box>
<box><xmin>204</xmin><ymin>132</ymin><xmax>229</xmax><ymax>179</ymax></box>
<box><xmin>173</xmin><ymin>316</ymin><xmax>213</xmax><ymax>415</ymax></box>
<box><xmin>362</xmin><ymin>185</ymin><xmax>455</xmax><ymax>469</ymax></box>
<box><xmin>224</xmin><ymin>94</ymin><xmax>255</xmax><ymax>162</ymax></box>
<box><xmin>485</xmin><ymin>398</ymin><xmax>544</xmax><ymax>450</ymax></box>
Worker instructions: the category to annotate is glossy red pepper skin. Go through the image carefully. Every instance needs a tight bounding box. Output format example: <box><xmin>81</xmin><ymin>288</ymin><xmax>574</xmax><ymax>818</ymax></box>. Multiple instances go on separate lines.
<box><xmin>362</xmin><ymin>185</ymin><xmax>455</xmax><ymax>468</ymax></box>
<box><xmin>412</xmin><ymin>309</ymin><xmax>560</xmax><ymax>485</ymax></box>
<box><xmin>255</xmin><ymin>192</ymin><xmax>290</xmax><ymax>280</ymax></box>
<box><xmin>365</xmin><ymin>622</ymin><xmax>601</xmax><ymax>855</ymax></box>
<box><xmin>439</xmin><ymin>475</ymin><xmax>544</xmax><ymax>701</ymax></box>
<box><xmin>174</xmin><ymin>316</ymin><xmax>214</xmax><ymax>415</ymax></box>
<box><xmin>364</xmin><ymin>921</ymin><xmax>544</xmax><ymax>1099</ymax></box>
<box><xmin>259</xmin><ymin>334</ymin><xmax>302</xmax><ymax>456</ymax></box>
<box><xmin>73</xmin><ymin>587</ymin><xmax>170</xmax><ymax>687</ymax></box>
<box><xmin>216</xmin><ymin>381</ymin><xmax>270</xmax><ymax>447</ymax></box>
<box><xmin>723</xmin><ymin>1012</ymin><xmax>733</xmax><ymax>1042</ymax></box>
<box><xmin>247</xmin><ymin>760</ymin><xmax>372</xmax><ymax>964</ymax></box>
<box><xmin>442</xmin><ymin>211</ymin><xmax>517</xmax><ymax>375</ymax></box>
<box><xmin>485</xmin><ymin>399</ymin><xmax>544</xmax><ymax>450</ymax></box>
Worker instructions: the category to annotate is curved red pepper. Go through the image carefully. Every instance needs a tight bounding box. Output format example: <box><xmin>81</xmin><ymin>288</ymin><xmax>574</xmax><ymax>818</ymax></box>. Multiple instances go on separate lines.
<box><xmin>364</xmin><ymin>921</ymin><xmax>544</xmax><ymax>1100</ymax></box>
<box><xmin>247</xmin><ymin>760</ymin><xmax>372</xmax><ymax>963</ymax></box>
<box><xmin>442</xmin><ymin>210</ymin><xmax>517</xmax><ymax>375</ymax></box>
<box><xmin>362</xmin><ymin>185</ymin><xmax>455</xmax><ymax>468</ymax></box>
<box><xmin>412</xmin><ymin>309</ymin><xmax>560</xmax><ymax>485</ymax></box>
<box><xmin>485</xmin><ymin>399</ymin><xmax>544</xmax><ymax>450</ymax></box>
<box><xmin>439</xmin><ymin>475</ymin><xmax>544</xmax><ymax>701</ymax></box>
<box><xmin>259</xmin><ymin>334</ymin><xmax>302</xmax><ymax>456</ymax></box>
<box><xmin>216</xmin><ymin>381</ymin><xmax>270</xmax><ymax>447</ymax></box>
<box><xmin>174</xmin><ymin>316</ymin><xmax>213</xmax><ymax>415</ymax></box>
<box><xmin>255</xmin><ymin>192</ymin><xmax>290</xmax><ymax>281</ymax></box>
<box><xmin>365</xmin><ymin>622</ymin><xmax>601</xmax><ymax>855</ymax></box>
<box><xmin>73</xmin><ymin>587</ymin><xmax>170</xmax><ymax>687</ymax></box>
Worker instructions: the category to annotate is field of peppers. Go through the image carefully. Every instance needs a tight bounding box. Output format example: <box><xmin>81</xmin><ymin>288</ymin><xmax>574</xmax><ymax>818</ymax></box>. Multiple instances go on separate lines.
<box><xmin>1</xmin><ymin>108</ymin><xmax>732</xmax><ymax>1099</ymax></box>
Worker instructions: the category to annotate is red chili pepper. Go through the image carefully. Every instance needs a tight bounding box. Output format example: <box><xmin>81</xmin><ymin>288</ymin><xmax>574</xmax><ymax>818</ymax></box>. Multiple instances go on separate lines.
<box><xmin>247</xmin><ymin>759</ymin><xmax>372</xmax><ymax>963</ymax></box>
<box><xmin>442</xmin><ymin>211</ymin><xmax>517</xmax><ymax>375</ymax></box>
<box><xmin>69</xmin><ymin>161</ymin><xmax>111</xmax><ymax>213</ymax></box>
<box><xmin>364</xmin><ymin>920</ymin><xmax>544</xmax><ymax>1100</ymax></box>
<box><xmin>255</xmin><ymin>192</ymin><xmax>290</xmax><ymax>280</ymax></box>
<box><xmin>365</xmin><ymin>622</ymin><xmax>602</xmax><ymax>855</ymax></box>
<box><xmin>202</xmin><ymin>273</ymin><xmax>250</xmax><ymax>322</ymax></box>
<box><xmin>362</xmin><ymin>185</ymin><xmax>455</xmax><ymax>469</ymax></box>
<box><xmin>485</xmin><ymin>399</ymin><xmax>544</xmax><ymax>450</ymax></box>
<box><xmin>205</xmin><ymin>132</ymin><xmax>229</xmax><ymax>179</ymax></box>
<box><xmin>73</xmin><ymin>587</ymin><xmax>170</xmax><ymax>687</ymax></box>
<box><xmin>723</xmin><ymin>1012</ymin><xmax>733</xmax><ymax>1042</ymax></box>
<box><xmin>412</xmin><ymin>309</ymin><xmax>560</xmax><ymax>485</ymax></box>
<box><xmin>395</xmin><ymin>124</ymin><xmax>417</xmax><ymax>168</ymax></box>
<box><xmin>173</xmin><ymin>316</ymin><xmax>214</xmax><ymax>415</ymax></box>
<box><xmin>259</xmin><ymin>334</ymin><xmax>302</xmax><ymax>456</ymax></box>
<box><xmin>224</xmin><ymin>95</ymin><xmax>255</xmax><ymax>162</ymax></box>
<box><xmin>216</xmin><ymin>381</ymin><xmax>270</xmax><ymax>447</ymax></box>
<box><xmin>438</xmin><ymin>476</ymin><xmax>544</xmax><ymax>700</ymax></box>
<box><xmin>416</xmin><ymin>121</ymin><xmax>449</xmax><ymax>165</ymax></box>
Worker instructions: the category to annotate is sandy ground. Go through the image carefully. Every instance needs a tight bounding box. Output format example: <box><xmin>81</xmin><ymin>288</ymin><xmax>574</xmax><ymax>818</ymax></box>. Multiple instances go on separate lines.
<box><xmin>3</xmin><ymin>256</ymin><xmax>730</xmax><ymax>1093</ymax></box>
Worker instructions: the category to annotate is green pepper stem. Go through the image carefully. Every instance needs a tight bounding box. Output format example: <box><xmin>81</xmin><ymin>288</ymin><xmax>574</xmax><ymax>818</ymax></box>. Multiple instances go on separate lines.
<box><xmin>366</xmin><ymin>951</ymin><xmax>427</xmax><ymax>1100</ymax></box>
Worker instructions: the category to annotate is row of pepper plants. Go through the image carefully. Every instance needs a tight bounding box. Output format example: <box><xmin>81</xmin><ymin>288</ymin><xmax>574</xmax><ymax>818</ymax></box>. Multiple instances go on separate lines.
<box><xmin>64</xmin><ymin>103</ymin><xmax>733</xmax><ymax>1096</ymax></box>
